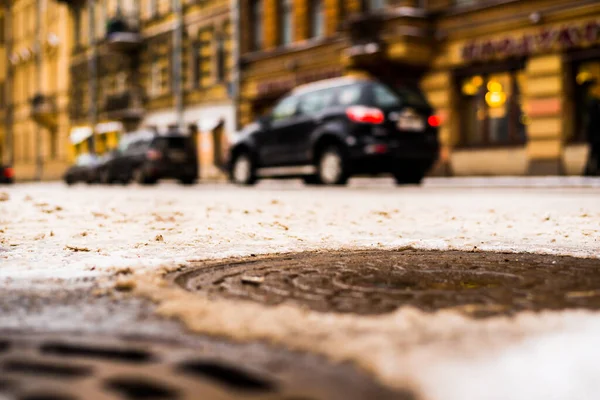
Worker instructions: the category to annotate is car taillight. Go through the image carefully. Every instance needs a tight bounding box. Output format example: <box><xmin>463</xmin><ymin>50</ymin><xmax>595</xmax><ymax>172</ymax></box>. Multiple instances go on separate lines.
<box><xmin>428</xmin><ymin>115</ymin><xmax>441</xmax><ymax>127</ymax></box>
<box><xmin>346</xmin><ymin>106</ymin><xmax>385</xmax><ymax>124</ymax></box>
<box><xmin>3</xmin><ymin>168</ymin><xmax>14</xmax><ymax>178</ymax></box>
<box><xmin>146</xmin><ymin>149</ymin><xmax>162</xmax><ymax>161</ymax></box>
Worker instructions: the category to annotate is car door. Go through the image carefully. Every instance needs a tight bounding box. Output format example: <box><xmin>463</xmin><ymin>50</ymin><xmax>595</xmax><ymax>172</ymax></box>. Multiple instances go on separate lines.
<box><xmin>259</xmin><ymin>94</ymin><xmax>300</xmax><ymax>167</ymax></box>
<box><xmin>289</xmin><ymin>88</ymin><xmax>338</xmax><ymax>165</ymax></box>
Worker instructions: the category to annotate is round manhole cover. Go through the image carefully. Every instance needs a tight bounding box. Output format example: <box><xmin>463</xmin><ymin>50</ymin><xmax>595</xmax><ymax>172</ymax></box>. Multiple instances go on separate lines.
<box><xmin>175</xmin><ymin>250</ymin><xmax>600</xmax><ymax>317</ymax></box>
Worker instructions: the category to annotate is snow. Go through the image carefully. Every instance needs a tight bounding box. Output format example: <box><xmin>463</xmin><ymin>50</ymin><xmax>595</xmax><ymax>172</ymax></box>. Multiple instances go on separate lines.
<box><xmin>1</xmin><ymin>179</ymin><xmax>600</xmax><ymax>400</ymax></box>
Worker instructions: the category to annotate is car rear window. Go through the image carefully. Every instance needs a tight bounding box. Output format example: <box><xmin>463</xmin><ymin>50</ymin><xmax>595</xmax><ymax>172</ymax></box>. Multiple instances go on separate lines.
<box><xmin>371</xmin><ymin>83</ymin><xmax>429</xmax><ymax>108</ymax></box>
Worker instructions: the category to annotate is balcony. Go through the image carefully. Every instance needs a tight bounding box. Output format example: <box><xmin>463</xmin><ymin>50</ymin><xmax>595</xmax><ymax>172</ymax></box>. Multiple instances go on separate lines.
<box><xmin>344</xmin><ymin>14</ymin><xmax>387</xmax><ymax>63</ymax></box>
<box><xmin>30</xmin><ymin>94</ymin><xmax>58</xmax><ymax>129</ymax></box>
<box><xmin>105</xmin><ymin>14</ymin><xmax>142</xmax><ymax>52</ymax></box>
<box><xmin>54</xmin><ymin>0</ymin><xmax>85</xmax><ymax>7</ymax></box>
<box><xmin>103</xmin><ymin>89</ymin><xmax>145</xmax><ymax>122</ymax></box>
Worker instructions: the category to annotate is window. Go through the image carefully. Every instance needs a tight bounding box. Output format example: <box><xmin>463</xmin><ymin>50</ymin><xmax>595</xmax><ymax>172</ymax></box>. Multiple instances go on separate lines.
<box><xmin>299</xmin><ymin>89</ymin><xmax>336</xmax><ymax>115</ymax></box>
<box><xmin>74</xmin><ymin>8</ymin><xmax>82</xmax><ymax>46</ymax></box>
<box><xmin>278</xmin><ymin>0</ymin><xmax>293</xmax><ymax>46</ymax></box>
<box><xmin>250</xmin><ymin>0</ymin><xmax>263</xmax><ymax>51</ymax></box>
<box><xmin>0</xmin><ymin>16</ymin><xmax>4</xmax><ymax>44</ymax></box>
<box><xmin>308</xmin><ymin>0</ymin><xmax>324</xmax><ymax>39</ymax></box>
<box><xmin>215</xmin><ymin>34</ymin><xmax>226</xmax><ymax>83</ymax></box>
<box><xmin>150</xmin><ymin>61</ymin><xmax>161</xmax><ymax>96</ymax></box>
<box><xmin>371</xmin><ymin>83</ymin><xmax>429</xmax><ymax>108</ymax></box>
<box><xmin>147</xmin><ymin>0</ymin><xmax>158</xmax><ymax>18</ymax></box>
<box><xmin>272</xmin><ymin>96</ymin><xmax>298</xmax><ymax>120</ymax></box>
<box><xmin>366</xmin><ymin>0</ymin><xmax>385</xmax><ymax>11</ymax></box>
<box><xmin>115</xmin><ymin>72</ymin><xmax>127</xmax><ymax>92</ymax></box>
<box><xmin>192</xmin><ymin>41</ymin><xmax>202</xmax><ymax>88</ymax></box>
<box><xmin>458</xmin><ymin>72</ymin><xmax>527</xmax><ymax>147</ymax></box>
<box><xmin>338</xmin><ymin>85</ymin><xmax>362</xmax><ymax>105</ymax></box>
<box><xmin>50</xmin><ymin>130</ymin><xmax>59</xmax><ymax>160</ymax></box>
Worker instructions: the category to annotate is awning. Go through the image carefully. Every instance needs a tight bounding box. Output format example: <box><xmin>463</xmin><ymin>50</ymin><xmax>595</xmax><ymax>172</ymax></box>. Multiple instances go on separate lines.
<box><xmin>70</xmin><ymin>127</ymin><xmax>93</xmax><ymax>145</ymax></box>
<box><xmin>198</xmin><ymin>117</ymin><xmax>223</xmax><ymax>133</ymax></box>
<box><xmin>96</xmin><ymin>121</ymin><xmax>123</xmax><ymax>134</ymax></box>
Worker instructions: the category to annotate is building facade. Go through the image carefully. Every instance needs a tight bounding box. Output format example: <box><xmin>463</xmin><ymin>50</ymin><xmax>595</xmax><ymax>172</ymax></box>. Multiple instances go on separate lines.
<box><xmin>1</xmin><ymin>0</ymin><xmax>72</xmax><ymax>180</ymax></box>
<box><xmin>239</xmin><ymin>0</ymin><xmax>600</xmax><ymax>176</ymax></box>
<box><xmin>62</xmin><ymin>0</ymin><xmax>235</xmax><ymax>179</ymax></box>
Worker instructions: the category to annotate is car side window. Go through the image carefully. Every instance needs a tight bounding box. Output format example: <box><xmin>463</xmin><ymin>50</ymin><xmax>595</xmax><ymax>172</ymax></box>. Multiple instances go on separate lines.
<box><xmin>373</xmin><ymin>84</ymin><xmax>401</xmax><ymax>107</ymax></box>
<box><xmin>337</xmin><ymin>85</ymin><xmax>362</xmax><ymax>106</ymax></box>
<box><xmin>299</xmin><ymin>88</ymin><xmax>337</xmax><ymax>115</ymax></box>
<box><xmin>271</xmin><ymin>95</ymin><xmax>299</xmax><ymax>121</ymax></box>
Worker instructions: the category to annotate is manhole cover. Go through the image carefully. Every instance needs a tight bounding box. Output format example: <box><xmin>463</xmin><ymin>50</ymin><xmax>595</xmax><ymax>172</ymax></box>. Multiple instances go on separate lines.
<box><xmin>175</xmin><ymin>250</ymin><xmax>600</xmax><ymax>317</ymax></box>
<box><xmin>0</xmin><ymin>331</ymin><xmax>405</xmax><ymax>400</ymax></box>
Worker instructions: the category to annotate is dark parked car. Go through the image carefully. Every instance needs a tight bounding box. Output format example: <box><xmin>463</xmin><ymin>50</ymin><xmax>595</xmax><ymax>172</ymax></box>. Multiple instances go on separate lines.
<box><xmin>63</xmin><ymin>153</ymin><xmax>100</xmax><ymax>185</ymax></box>
<box><xmin>98</xmin><ymin>130</ymin><xmax>198</xmax><ymax>185</ymax></box>
<box><xmin>228</xmin><ymin>76</ymin><xmax>440</xmax><ymax>185</ymax></box>
<box><xmin>0</xmin><ymin>165</ymin><xmax>14</xmax><ymax>184</ymax></box>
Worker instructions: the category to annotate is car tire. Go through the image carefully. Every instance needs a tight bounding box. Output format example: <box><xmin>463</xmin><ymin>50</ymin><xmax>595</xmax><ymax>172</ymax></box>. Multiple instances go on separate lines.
<box><xmin>230</xmin><ymin>153</ymin><xmax>257</xmax><ymax>186</ymax></box>
<box><xmin>317</xmin><ymin>145</ymin><xmax>349</xmax><ymax>186</ymax></box>
<box><xmin>100</xmin><ymin>170</ymin><xmax>112</xmax><ymax>185</ymax></box>
<box><xmin>64</xmin><ymin>177</ymin><xmax>75</xmax><ymax>186</ymax></box>
<box><xmin>179</xmin><ymin>177</ymin><xmax>196</xmax><ymax>185</ymax></box>
<box><xmin>392</xmin><ymin>170</ymin><xmax>424</xmax><ymax>185</ymax></box>
<box><xmin>133</xmin><ymin>167</ymin><xmax>154</xmax><ymax>185</ymax></box>
<box><xmin>302</xmin><ymin>175</ymin><xmax>323</xmax><ymax>185</ymax></box>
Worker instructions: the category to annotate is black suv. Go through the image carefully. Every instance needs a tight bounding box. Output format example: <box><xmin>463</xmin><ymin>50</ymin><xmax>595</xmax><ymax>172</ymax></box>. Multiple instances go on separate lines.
<box><xmin>99</xmin><ymin>131</ymin><xmax>198</xmax><ymax>185</ymax></box>
<box><xmin>228</xmin><ymin>77</ymin><xmax>440</xmax><ymax>185</ymax></box>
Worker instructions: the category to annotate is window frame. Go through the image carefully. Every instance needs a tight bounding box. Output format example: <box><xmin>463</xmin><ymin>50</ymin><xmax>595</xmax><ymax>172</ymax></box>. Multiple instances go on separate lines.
<box><xmin>456</xmin><ymin>71</ymin><xmax>527</xmax><ymax>148</ymax></box>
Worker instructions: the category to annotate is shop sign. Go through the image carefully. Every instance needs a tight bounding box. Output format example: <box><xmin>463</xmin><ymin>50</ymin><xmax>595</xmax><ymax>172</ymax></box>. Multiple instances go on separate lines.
<box><xmin>257</xmin><ymin>68</ymin><xmax>343</xmax><ymax>97</ymax></box>
<box><xmin>462</xmin><ymin>20</ymin><xmax>600</xmax><ymax>61</ymax></box>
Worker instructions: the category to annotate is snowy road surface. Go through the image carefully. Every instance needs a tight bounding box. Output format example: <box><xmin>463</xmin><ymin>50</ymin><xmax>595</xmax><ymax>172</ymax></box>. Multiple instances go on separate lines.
<box><xmin>1</xmin><ymin>178</ymin><xmax>600</xmax><ymax>400</ymax></box>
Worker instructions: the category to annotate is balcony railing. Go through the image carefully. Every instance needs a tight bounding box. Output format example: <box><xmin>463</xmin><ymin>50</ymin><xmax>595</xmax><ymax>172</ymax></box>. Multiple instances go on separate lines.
<box><xmin>30</xmin><ymin>94</ymin><xmax>58</xmax><ymax>129</ymax></box>
<box><xmin>344</xmin><ymin>13</ymin><xmax>387</xmax><ymax>59</ymax></box>
<box><xmin>103</xmin><ymin>89</ymin><xmax>145</xmax><ymax>121</ymax></box>
<box><xmin>105</xmin><ymin>14</ymin><xmax>142</xmax><ymax>52</ymax></box>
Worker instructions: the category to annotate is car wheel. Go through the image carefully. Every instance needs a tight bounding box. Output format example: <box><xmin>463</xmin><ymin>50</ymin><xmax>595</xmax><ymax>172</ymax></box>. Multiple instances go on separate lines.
<box><xmin>317</xmin><ymin>146</ymin><xmax>348</xmax><ymax>186</ymax></box>
<box><xmin>133</xmin><ymin>168</ymin><xmax>146</xmax><ymax>185</ymax></box>
<box><xmin>392</xmin><ymin>170</ymin><xmax>424</xmax><ymax>185</ymax></box>
<box><xmin>231</xmin><ymin>153</ymin><xmax>257</xmax><ymax>186</ymax></box>
<box><xmin>64</xmin><ymin>177</ymin><xmax>75</xmax><ymax>186</ymax></box>
<box><xmin>302</xmin><ymin>175</ymin><xmax>323</xmax><ymax>185</ymax></box>
<box><xmin>179</xmin><ymin>177</ymin><xmax>195</xmax><ymax>185</ymax></box>
<box><xmin>100</xmin><ymin>170</ymin><xmax>112</xmax><ymax>185</ymax></box>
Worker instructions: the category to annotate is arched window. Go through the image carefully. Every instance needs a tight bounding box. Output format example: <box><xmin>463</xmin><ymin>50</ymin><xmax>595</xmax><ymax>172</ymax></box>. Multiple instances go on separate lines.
<box><xmin>251</xmin><ymin>0</ymin><xmax>263</xmax><ymax>51</ymax></box>
<box><xmin>278</xmin><ymin>0</ymin><xmax>294</xmax><ymax>46</ymax></box>
<box><xmin>309</xmin><ymin>0</ymin><xmax>324</xmax><ymax>39</ymax></box>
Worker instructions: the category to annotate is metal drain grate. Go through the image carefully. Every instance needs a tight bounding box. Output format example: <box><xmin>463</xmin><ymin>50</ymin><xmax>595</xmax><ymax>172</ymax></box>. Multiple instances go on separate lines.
<box><xmin>0</xmin><ymin>332</ymin><xmax>404</xmax><ymax>400</ymax></box>
<box><xmin>175</xmin><ymin>250</ymin><xmax>600</xmax><ymax>317</ymax></box>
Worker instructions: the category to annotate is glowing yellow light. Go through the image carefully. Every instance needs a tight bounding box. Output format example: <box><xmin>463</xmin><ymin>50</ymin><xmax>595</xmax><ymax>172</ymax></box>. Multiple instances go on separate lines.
<box><xmin>577</xmin><ymin>71</ymin><xmax>593</xmax><ymax>85</ymax></box>
<box><xmin>472</xmin><ymin>76</ymin><xmax>483</xmax><ymax>87</ymax></box>
<box><xmin>485</xmin><ymin>91</ymin><xmax>506</xmax><ymax>108</ymax></box>
<box><xmin>462</xmin><ymin>81</ymin><xmax>478</xmax><ymax>96</ymax></box>
<box><xmin>487</xmin><ymin>80</ymin><xmax>503</xmax><ymax>92</ymax></box>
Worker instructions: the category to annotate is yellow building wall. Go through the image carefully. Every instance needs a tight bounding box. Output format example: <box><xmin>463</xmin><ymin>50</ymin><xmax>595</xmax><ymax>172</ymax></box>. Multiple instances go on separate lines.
<box><xmin>4</xmin><ymin>0</ymin><xmax>71</xmax><ymax>180</ymax></box>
